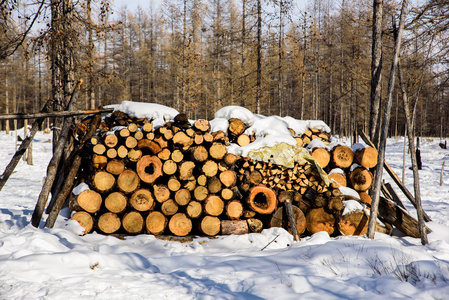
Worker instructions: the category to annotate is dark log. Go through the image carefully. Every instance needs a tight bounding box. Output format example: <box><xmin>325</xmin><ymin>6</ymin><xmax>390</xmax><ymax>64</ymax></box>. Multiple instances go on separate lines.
<box><xmin>0</xmin><ymin>108</ymin><xmax>114</xmax><ymax>120</ymax></box>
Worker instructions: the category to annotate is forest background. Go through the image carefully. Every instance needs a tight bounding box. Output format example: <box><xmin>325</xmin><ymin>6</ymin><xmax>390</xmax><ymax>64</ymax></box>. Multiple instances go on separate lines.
<box><xmin>0</xmin><ymin>0</ymin><xmax>448</xmax><ymax>139</ymax></box>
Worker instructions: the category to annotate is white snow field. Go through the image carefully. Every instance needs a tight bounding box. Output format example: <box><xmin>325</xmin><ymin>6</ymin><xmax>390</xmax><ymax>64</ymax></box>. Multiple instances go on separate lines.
<box><xmin>1</xmin><ymin>107</ymin><xmax>449</xmax><ymax>299</ymax></box>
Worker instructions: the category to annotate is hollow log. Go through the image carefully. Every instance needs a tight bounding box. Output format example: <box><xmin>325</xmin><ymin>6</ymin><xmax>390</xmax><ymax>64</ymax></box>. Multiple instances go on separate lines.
<box><xmin>136</xmin><ymin>155</ymin><xmax>163</xmax><ymax>184</ymax></box>
<box><xmin>137</xmin><ymin>139</ymin><xmax>162</xmax><ymax>154</ymax></box>
<box><xmin>247</xmin><ymin>185</ymin><xmax>277</xmax><ymax>214</ymax></box>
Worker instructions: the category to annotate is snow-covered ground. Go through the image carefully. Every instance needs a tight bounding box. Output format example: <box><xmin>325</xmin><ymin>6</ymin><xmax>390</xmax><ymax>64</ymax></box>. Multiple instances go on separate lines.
<box><xmin>1</xmin><ymin>127</ymin><xmax>449</xmax><ymax>299</ymax></box>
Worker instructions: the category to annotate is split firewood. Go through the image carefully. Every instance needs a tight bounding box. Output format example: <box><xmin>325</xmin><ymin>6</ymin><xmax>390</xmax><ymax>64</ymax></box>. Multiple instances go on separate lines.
<box><xmin>221</xmin><ymin>220</ymin><xmax>249</xmax><ymax>235</ymax></box>
<box><xmin>97</xmin><ymin>212</ymin><xmax>121</xmax><ymax>234</ymax></box>
<box><xmin>71</xmin><ymin>211</ymin><xmax>94</xmax><ymax>234</ymax></box>
<box><xmin>117</xmin><ymin>169</ymin><xmax>140</xmax><ymax>194</ymax></box>
<box><xmin>168</xmin><ymin>213</ymin><xmax>192</xmax><ymax>236</ymax></box>
<box><xmin>129</xmin><ymin>189</ymin><xmax>154</xmax><ymax>211</ymax></box>
<box><xmin>146</xmin><ymin>211</ymin><xmax>167</xmax><ymax>235</ymax></box>
<box><xmin>122</xmin><ymin>211</ymin><xmax>144</xmax><ymax>234</ymax></box>
<box><xmin>105</xmin><ymin>192</ymin><xmax>127</xmax><ymax>213</ymax></box>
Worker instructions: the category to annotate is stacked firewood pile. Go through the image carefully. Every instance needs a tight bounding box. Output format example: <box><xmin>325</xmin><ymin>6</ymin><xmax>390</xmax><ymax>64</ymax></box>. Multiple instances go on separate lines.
<box><xmin>69</xmin><ymin>110</ymin><xmax>383</xmax><ymax>238</ymax></box>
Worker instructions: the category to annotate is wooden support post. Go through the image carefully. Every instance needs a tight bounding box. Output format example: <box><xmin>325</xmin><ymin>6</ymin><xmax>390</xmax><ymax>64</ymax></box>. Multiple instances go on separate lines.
<box><xmin>44</xmin><ymin>113</ymin><xmax>101</xmax><ymax>229</ymax></box>
<box><xmin>441</xmin><ymin>161</ymin><xmax>445</xmax><ymax>187</ymax></box>
<box><xmin>284</xmin><ymin>198</ymin><xmax>300</xmax><ymax>241</ymax></box>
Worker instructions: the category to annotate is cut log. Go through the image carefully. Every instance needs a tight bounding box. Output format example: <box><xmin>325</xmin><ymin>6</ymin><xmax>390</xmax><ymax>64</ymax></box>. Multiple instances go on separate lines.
<box><xmin>92</xmin><ymin>154</ymin><xmax>108</xmax><ymax>169</ymax></box>
<box><xmin>194</xmin><ymin>185</ymin><xmax>209</xmax><ymax>201</ymax></box>
<box><xmin>93</xmin><ymin>144</ymin><xmax>106</xmax><ymax>155</ymax></box>
<box><xmin>106</xmin><ymin>160</ymin><xmax>125</xmax><ymax>175</ymax></box>
<box><xmin>171</xmin><ymin>149</ymin><xmax>184</xmax><ymax>163</ymax></box>
<box><xmin>129</xmin><ymin>189</ymin><xmax>154</xmax><ymax>211</ymax></box>
<box><xmin>331</xmin><ymin>145</ymin><xmax>354</xmax><ymax>169</ymax></box>
<box><xmin>179</xmin><ymin>161</ymin><xmax>195</xmax><ymax>181</ymax></box>
<box><xmin>191</xmin><ymin>146</ymin><xmax>208</xmax><ymax>162</ymax></box>
<box><xmin>354</xmin><ymin>147</ymin><xmax>378</xmax><ymax>169</ymax></box>
<box><xmin>221</xmin><ymin>220</ymin><xmax>249</xmax><ymax>235</ymax></box>
<box><xmin>311</xmin><ymin>148</ymin><xmax>330</xmax><ymax>169</ymax></box>
<box><xmin>247</xmin><ymin>218</ymin><xmax>263</xmax><ymax>233</ymax></box>
<box><xmin>193</xmin><ymin>119</ymin><xmax>211</xmax><ymax>132</ymax></box>
<box><xmin>194</xmin><ymin>133</ymin><xmax>204</xmax><ymax>145</ymax></box>
<box><xmin>228</xmin><ymin>118</ymin><xmax>246</xmax><ymax>136</ymax></box>
<box><xmin>125</xmin><ymin>136</ymin><xmax>138</xmax><ymax>149</ymax></box>
<box><xmin>117</xmin><ymin>145</ymin><xmax>128</xmax><ymax>159</ymax></box>
<box><xmin>183</xmin><ymin>180</ymin><xmax>196</xmax><ymax>191</ymax></box>
<box><xmin>105</xmin><ymin>192</ymin><xmax>127</xmax><ymax>213</ymax></box>
<box><xmin>225</xmin><ymin>200</ymin><xmax>244</xmax><ymax>220</ymax></box>
<box><xmin>328</xmin><ymin>197</ymin><xmax>344</xmax><ymax>211</ymax></box>
<box><xmin>157</xmin><ymin>148</ymin><xmax>171</xmax><ymax>161</ymax></box>
<box><xmin>202</xmin><ymin>160</ymin><xmax>218</xmax><ymax>177</ymax></box>
<box><xmin>237</xmin><ymin>134</ymin><xmax>251</xmax><ymax>147</ymax></box>
<box><xmin>209</xmin><ymin>143</ymin><xmax>227</xmax><ymax>160</ymax></box>
<box><xmin>328</xmin><ymin>168</ymin><xmax>347</xmax><ymax>187</ymax></box>
<box><xmin>175</xmin><ymin>188</ymin><xmax>191</xmax><ymax>206</ymax></box>
<box><xmin>247</xmin><ymin>185</ymin><xmax>277</xmax><ymax>214</ymax></box>
<box><xmin>358</xmin><ymin>192</ymin><xmax>372</xmax><ymax>206</ymax></box>
<box><xmin>92</xmin><ymin>171</ymin><xmax>116</xmax><ymax>193</ymax></box>
<box><xmin>127</xmin><ymin>149</ymin><xmax>142</xmax><ymax>162</ymax></box>
<box><xmin>349</xmin><ymin>167</ymin><xmax>373</xmax><ymax>192</ymax></box>
<box><xmin>134</xmin><ymin>130</ymin><xmax>144</xmax><ymax>141</ymax></box>
<box><xmin>173</xmin><ymin>131</ymin><xmax>193</xmax><ymax>148</ymax></box>
<box><xmin>168</xmin><ymin>213</ymin><xmax>192</xmax><ymax>236</ymax></box>
<box><xmin>249</xmin><ymin>170</ymin><xmax>263</xmax><ymax>185</ymax></box>
<box><xmin>203</xmin><ymin>195</ymin><xmax>225</xmax><ymax>216</ymax></box>
<box><xmin>146</xmin><ymin>211</ymin><xmax>167</xmax><ymax>235</ymax></box>
<box><xmin>72</xmin><ymin>190</ymin><xmax>102</xmax><ymax>213</ymax></box>
<box><xmin>136</xmin><ymin>155</ymin><xmax>163</xmax><ymax>184</ymax></box>
<box><xmin>153</xmin><ymin>184</ymin><xmax>171</xmax><ymax>203</ymax></box>
<box><xmin>163</xmin><ymin>160</ymin><xmax>178</xmax><ymax>175</ymax></box>
<box><xmin>199</xmin><ymin>216</ymin><xmax>221</xmax><ymax>236</ymax></box>
<box><xmin>168</xmin><ymin>176</ymin><xmax>181</xmax><ymax>192</ymax></box>
<box><xmin>137</xmin><ymin>139</ymin><xmax>162</xmax><ymax>154</ymax></box>
<box><xmin>306</xmin><ymin>207</ymin><xmax>335</xmax><ymax>235</ymax></box>
<box><xmin>219</xmin><ymin>170</ymin><xmax>237</xmax><ymax>187</ymax></box>
<box><xmin>117</xmin><ymin>128</ymin><xmax>130</xmax><ymax>138</ymax></box>
<box><xmin>338</xmin><ymin>210</ymin><xmax>368</xmax><ymax>236</ymax></box>
<box><xmin>186</xmin><ymin>201</ymin><xmax>203</xmax><ymax>219</ymax></box>
<box><xmin>117</xmin><ymin>169</ymin><xmax>140</xmax><ymax>194</ymax></box>
<box><xmin>197</xmin><ymin>174</ymin><xmax>207</xmax><ymax>186</ymax></box>
<box><xmin>161</xmin><ymin>199</ymin><xmax>179</xmax><ymax>216</ymax></box>
<box><xmin>270</xmin><ymin>205</ymin><xmax>306</xmax><ymax>235</ymax></box>
<box><xmin>207</xmin><ymin>176</ymin><xmax>222</xmax><ymax>194</ymax></box>
<box><xmin>142</xmin><ymin>122</ymin><xmax>153</xmax><ymax>133</ymax></box>
<box><xmin>223</xmin><ymin>153</ymin><xmax>239</xmax><ymax>167</ymax></box>
<box><xmin>97</xmin><ymin>212</ymin><xmax>121</xmax><ymax>234</ymax></box>
<box><xmin>106</xmin><ymin>148</ymin><xmax>118</xmax><ymax>159</ymax></box>
<box><xmin>71</xmin><ymin>211</ymin><xmax>94</xmax><ymax>234</ymax></box>
<box><xmin>122</xmin><ymin>211</ymin><xmax>144</xmax><ymax>234</ymax></box>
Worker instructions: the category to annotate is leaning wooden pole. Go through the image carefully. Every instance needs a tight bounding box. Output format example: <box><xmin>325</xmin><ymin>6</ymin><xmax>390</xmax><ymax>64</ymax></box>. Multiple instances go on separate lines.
<box><xmin>0</xmin><ymin>100</ymin><xmax>53</xmax><ymax>191</ymax></box>
<box><xmin>31</xmin><ymin>80</ymin><xmax>83</xmax><ymax>228</ymax></box>
<box><xmin>44</xmin><ymin>113</ymin><xmax>102</xmax><ymax>229</ymax></box>
<box><xmin>0</xmin><ymin>108</ymin><xmax>113</xmax><ymax>120</ymax></box>
<box><xmin>398</xmin><ymin>61</ymin><xmax>428</xmax><ymax>244</ymax></box>
<box><xmin>367</xmin><ymin>0</ymin><xmax>408</xmax><ymax>239</ymax></box>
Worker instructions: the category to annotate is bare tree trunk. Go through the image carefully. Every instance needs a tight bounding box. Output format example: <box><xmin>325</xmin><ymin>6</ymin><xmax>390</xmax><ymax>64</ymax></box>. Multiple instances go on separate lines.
<box><xmin>256</xmin><ymin>0</ymin><xmax>262</xmax><ymax>114</ymax></box>
<box><xmin>398</xmin><ymin>62</ymin><xmax>428</xmax><ymax>245</ymax></box>
<box><xmin>368</xmin><ymin>0</ymin><xmax>408</xmax><ymax>239</ymax></box>
<box><xmin>369</xmin><ymin>0</ymin><xmax>383</xmax><ymax>147</ymax></box>
<box><xmin>240</xmin><ymin>0</ymin><xmax>246</xmax><ymax>107</ymax></box>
